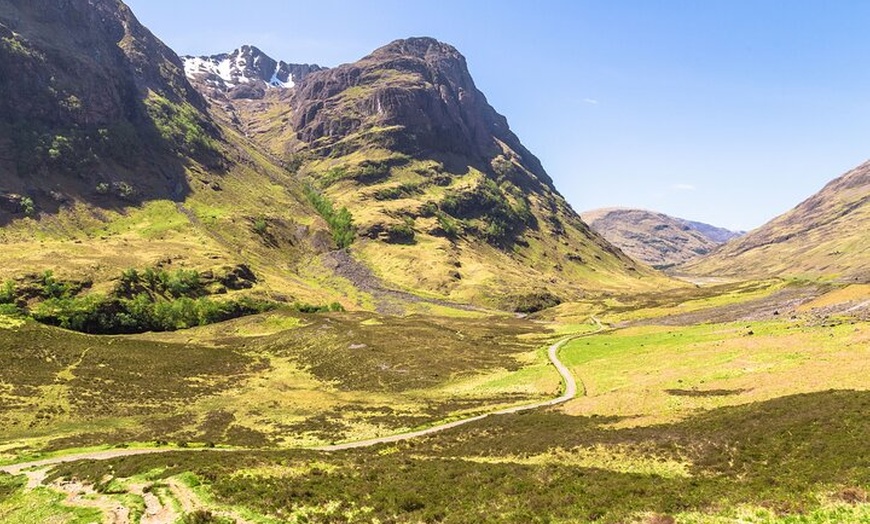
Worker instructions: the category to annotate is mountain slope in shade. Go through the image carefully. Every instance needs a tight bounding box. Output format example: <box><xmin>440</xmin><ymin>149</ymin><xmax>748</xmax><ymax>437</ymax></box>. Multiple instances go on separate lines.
<box><xmin>685</xmin><ymin>161</ymin><xmax>870</xmax><ymax>281</ymax></box>
<box><xmin>0</xmin><ymin>0</ymin><xmax>221</xmax><ymax>223</ymax></box>
<box><xmin>581</xmin><ymin>208</ymin><xmax>743</xmax><ymax>269</ymax></box>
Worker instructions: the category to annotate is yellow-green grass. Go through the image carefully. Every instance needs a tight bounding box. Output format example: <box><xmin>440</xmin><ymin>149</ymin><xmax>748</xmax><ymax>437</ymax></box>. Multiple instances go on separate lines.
<box><xmin>597</xmin><ymin>279</ymin><xmax>791</xmax><ymax>323</ymax></box>
<box><xmin>40</xmin><ymin>384</ymin><xmax>870</xmax><ymax>524</ymax></box>
<box><xmin>0</xmin><ymin>311</ymin><xmax>563</xmax><ymax>457</ymax></box>
<box><xmin>561</xmin><ymin>318</ymin><xmax>869</xmax><ymax>427</ymax></box>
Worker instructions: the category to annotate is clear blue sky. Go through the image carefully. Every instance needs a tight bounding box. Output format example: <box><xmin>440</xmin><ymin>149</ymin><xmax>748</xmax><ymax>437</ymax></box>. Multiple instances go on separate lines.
<box><xmin>125</xmin><ymin>0</ymin><xmax>870</xmax><ymax>231</ymax></box>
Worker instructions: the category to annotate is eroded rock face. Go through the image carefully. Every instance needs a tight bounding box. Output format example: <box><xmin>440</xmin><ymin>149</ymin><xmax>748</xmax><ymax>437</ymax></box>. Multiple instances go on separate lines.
<box><xmin>290</xmin><ymin>37</ymin><xmax>553</xmax><ymax>190</ymax></box>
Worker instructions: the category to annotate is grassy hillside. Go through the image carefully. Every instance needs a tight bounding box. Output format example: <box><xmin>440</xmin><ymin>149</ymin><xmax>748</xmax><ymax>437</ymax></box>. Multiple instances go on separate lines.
<box><xmin>1</xmin><ymin>17</ymin><xmax>674</xmax><ymax>314</ymax></box>
<box><xmin>187</xmin><ymin>38</ymin><xmax>678</xmax><ymax>307</ymax></box>
<box><xmin>685</xmin><ymin>161</ymin><xmax>870</xmax><ymax>282</ymax></box>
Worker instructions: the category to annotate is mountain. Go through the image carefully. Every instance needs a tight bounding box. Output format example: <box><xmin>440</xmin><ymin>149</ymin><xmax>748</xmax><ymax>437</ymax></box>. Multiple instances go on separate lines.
<box><xmin>0</xmin><ymin>0</ymin><xmax>339</xmax><ymax>309</ymax></box>
<box><xmin>684</xmin><ymin>161</ymin><xmax>870</xmax><ymax>281</ymax></box>
<box><xmin>581</xmin><ymin>208</ymin><xmax>743</xmax><ymax>269</ymax></box>
<box><xmin>222</xmin><ymin>37</ymin><xmax>669</xmax><ymax>305</ymax></box>
<box><xmin>0</xmin><ymin>0</ymin><xmax>219</xmax><ymax>222</ymax></box>
<box><xmin>0</xmin><ymin>0</ymin><xmax>670</xmax><ymax>314</ymax></box>
<box><xmin>183</xmin><ymin>45</ymin><xmax>323</xmax><ymax>100</ymax></box>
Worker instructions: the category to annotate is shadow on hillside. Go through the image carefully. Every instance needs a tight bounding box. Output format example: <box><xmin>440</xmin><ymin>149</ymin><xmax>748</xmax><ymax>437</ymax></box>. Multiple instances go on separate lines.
<box><xmin>43</xmin><ymin>390</ymin><xmax>870</xmax><ymax>522</ymax></box>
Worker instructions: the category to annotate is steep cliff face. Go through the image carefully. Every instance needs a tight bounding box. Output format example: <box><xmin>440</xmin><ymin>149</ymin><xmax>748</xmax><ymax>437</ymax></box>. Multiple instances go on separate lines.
<box><xmin>290</xmin><ymin>37</ymin><xmax>552</xmax><ymax>190</ymax></box>
<box><xmin>0</xmin><ymin>0</ymin><xmax>216</xmax><ymax>221</ymax></box>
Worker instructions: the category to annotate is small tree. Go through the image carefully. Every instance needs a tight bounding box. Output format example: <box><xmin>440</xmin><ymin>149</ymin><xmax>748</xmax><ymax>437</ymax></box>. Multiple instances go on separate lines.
<box><xmin>252</xmin><ymin>216</ymin><xmax>268</xmax><ymax>235</ymax></box>
<box><xmin>20</xmin><ymin>197</ymin><xmax>35</xmax><ymax>217</ymax></box>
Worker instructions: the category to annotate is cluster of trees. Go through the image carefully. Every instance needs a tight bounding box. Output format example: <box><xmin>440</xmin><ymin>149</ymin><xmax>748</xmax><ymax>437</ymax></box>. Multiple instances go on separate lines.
<box><xmin>30</xmin><ymin>293</ymin><xmax>274</xmax><ymax>334</ymax></box>
<box><xmin>115</xmin><ymin>267</ymin><xmax>205</xmax><ymax>299</ymax></box>
<box><xmin>0</xmin><ymin>267</ymin><xmax>349</xmax><ymax>335</ymax></box>
<box><xmin>0</xmin><ymin>268</ymin><xmax>274</xmax><ymax>334</ymax></box>
<box><xmin>304</xmin><ymin>185</ymin><xmax>355</xmax><ymax>249</ymax></box>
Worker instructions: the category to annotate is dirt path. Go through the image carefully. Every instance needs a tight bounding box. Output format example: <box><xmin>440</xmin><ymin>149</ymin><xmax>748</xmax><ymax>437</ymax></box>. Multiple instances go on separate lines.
<box><xmin>52</xmin><ymin>478</ymin><xmax>131</xmax><ymax>524</ymax></box>
<box><xmin>128</xmin><ymin>483</ymin><xmax>178</xmax><ymax>524</ymax></box>
<box><xmin>315</xmin><ymin>324</ymin><xmax>594</xmax><ymax>450</ymax></box>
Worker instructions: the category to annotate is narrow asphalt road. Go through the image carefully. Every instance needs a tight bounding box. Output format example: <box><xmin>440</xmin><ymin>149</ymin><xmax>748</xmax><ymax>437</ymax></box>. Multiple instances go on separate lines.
<box><xmin>0</xmin><ymin>319</ymin><xmax>602</xmax><ymax>472</ymax></box>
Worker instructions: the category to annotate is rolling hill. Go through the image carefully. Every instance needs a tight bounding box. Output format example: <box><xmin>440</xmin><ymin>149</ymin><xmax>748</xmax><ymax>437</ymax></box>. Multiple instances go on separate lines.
<box><xmin>582</xmin><ymin>207</ymin><xmax>743</xmax><ymax>269</ymax></box>
<box><xmin>685</xmin><ymin>160</ymin><xmax>870</xmax><ymax>281</ymax></box>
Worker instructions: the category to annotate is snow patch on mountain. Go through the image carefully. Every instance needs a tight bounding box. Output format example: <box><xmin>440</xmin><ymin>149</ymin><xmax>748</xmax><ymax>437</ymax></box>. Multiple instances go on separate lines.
<box><xmin>182</xmin><ymin>45</ymin><xmax>320</xmax><ymax>93</ymax></box>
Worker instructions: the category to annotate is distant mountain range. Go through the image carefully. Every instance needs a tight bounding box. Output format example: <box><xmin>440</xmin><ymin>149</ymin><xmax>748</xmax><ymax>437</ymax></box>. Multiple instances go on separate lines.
<box><xmin>581</xmin><ymin>208</ymin><xmax>743</xmax><ymax>269</ymax></box>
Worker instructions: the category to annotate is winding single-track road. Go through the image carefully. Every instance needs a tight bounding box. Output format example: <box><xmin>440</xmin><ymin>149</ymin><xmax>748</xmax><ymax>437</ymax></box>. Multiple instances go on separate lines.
<box><xmin>0</xmin><ymin>319</ymin><xmax>601</xmax><ymax>473</ymax></box>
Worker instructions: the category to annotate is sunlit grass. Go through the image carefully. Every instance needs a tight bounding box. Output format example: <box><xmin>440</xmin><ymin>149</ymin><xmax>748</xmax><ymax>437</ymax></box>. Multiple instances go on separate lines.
<box><xmin>561</xmin><ymin>319</ymin><xmax>869</xmax><ymax>427</ymax></box>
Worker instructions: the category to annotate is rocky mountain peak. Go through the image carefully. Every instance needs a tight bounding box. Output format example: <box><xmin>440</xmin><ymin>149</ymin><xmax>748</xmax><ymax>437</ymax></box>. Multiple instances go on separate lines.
<box><xmin>370</xmin><ymin>36</ymin><xmax>464</xmax><ymax>62</ymax></box>
<box><xmin>182</xmin><ymin>45</ymin><xmax>323</xmax><ymax>99</ymax></box>
<box><xmin>290</xmin><ymin>36</ymin><xmax>554</xmax><ymax>190</ymax></box>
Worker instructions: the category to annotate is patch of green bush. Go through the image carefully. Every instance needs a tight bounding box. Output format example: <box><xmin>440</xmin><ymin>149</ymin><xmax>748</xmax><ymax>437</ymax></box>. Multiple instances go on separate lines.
<box><xmin>0</xmin><ymin>303</ymin><xmax>22</xmax><ymax>316</ymax></box>
<box><xmin>435</xmin><ymin>212</ymin><xmax>460</xmax><ymax>238</ymax></box>
<box><xmin>284</xmin><ymin>152</ymin><xmax>311</xmax><ymax>174</ymax></box>
<box><xmin>373</xmin><ymin>182</ymin><xmax>422</xmax><ymax>201</ymax></box>
<box><xmin>252</xmin><ymin>216</ymin><xmax>268</xmax><ymax>235</ymax></box>
<box><xmin>353</xmin><ymin>161</ymin><xmax>391</xmax><ymax>184</ymax></box>
<box><xmin>304</xmin><ymin>185</ymin><xmax>356</xmax><ymax>249</ymax></box>
<box><xmin>144</xmin><ymin>93</ymin><xmax>216</xmax><ymax>158</ymax></box>
<box><xmin>290</xmin><ymin>301</ymin><xmax>345</xmax><ymax>313</ymax></box>
<box><xmin>38</xmin><ymin>270</ymin><xmax>76</xmax><ymax>299</ymax></box>
<box><xmin>0</xmin><ymin>280</ymin><xmax>15</xmax><ymax>304</ymax></box>
<box><xmin>0</xmin><ymin>472</ymin><xmax>25</xmax><ymax>503</ymax></box>
<box><xmin>116</xmin><ymin>267</ymin><xmax>204</xmax><ymax>299</ymax></box>
<box><xmin>319</xmin><ymin>166</ymin><xmax>349</xmax><ymax>187</ymax></box>
<box><xmin>440</xmin><ymin>178</ymin><xmax>532</xmax><ymax>245</ymax></box>
<box><xmin>386</xmin><ymin>218</ymin><xmax>416</xmax><ymax>244</ymax></box>
<box><xmin>31</xmin><ymin>293</ymin><xmax>275</xmax><ymax>334</ymax></box>
<box><xmin>507</xmin><ymin>291</ymin><xmax>562</xmax><ymax>314</ymax></box>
